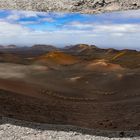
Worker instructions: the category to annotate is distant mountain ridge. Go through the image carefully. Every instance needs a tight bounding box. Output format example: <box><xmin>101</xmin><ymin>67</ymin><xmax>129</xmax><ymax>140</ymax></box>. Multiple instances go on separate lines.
<box><xmin>31</xmin><ymin>44</ymin><xmax>57</xmax><ymax>51</ymax></box>
<box><xmin>64</xmin><ymin>44</ymin><xmax>97</xmax><ymax>53</ymax></box>
<box><xmin>0</xmin><ymin>44</ymin><xmax>139</xmax><ymax>52</ymax></box>
<box><xmin>0</xmin><ymin>45</ymin><xmax>17</xmax><ymax>49</ymax></box>
<box><xmin>0</xmin><ymin>44</ymin><xmax>139</xmax><ymax>68</ymax></box>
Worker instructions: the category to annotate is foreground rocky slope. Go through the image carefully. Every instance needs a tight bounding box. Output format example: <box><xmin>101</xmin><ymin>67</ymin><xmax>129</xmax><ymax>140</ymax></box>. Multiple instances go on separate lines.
<box><xmin>0</xmin><ymin>0</ymin><xmax>140</xmax><ymax>14</ymax></box>
<box><xmin>1</xmin><ymin>117</ymin><xmax>140</xmax><ymax>140</ymax></box>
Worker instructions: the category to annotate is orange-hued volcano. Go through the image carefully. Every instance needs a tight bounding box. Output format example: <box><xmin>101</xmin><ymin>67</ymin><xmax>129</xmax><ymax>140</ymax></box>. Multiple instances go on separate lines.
<box><xmin>36</xmin><ymin>51</ymin><xmax>80</xmax><ymax>65</ymax></box>
<box><xmin>0</xmin><ymin>44</ymin><xmax>140</xmax><ymax>131</ymax></box>
<box><xmin>85</xmin><ymin>59</ymin><xmax>124</xmax><ymax>72</ymax></box>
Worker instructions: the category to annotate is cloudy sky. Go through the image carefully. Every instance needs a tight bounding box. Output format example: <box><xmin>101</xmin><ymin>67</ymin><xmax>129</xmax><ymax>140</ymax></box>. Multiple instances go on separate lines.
<box><xmin>0</xmin><ymin>9</ymin><xmax>140</xmax><ymax>50</ymax></box>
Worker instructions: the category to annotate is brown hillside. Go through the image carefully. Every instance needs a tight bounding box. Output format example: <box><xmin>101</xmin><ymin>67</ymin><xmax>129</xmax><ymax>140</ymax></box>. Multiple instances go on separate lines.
<box><xmin>85</xmin><ymin>59</ymin><xmax>124</xmax><ymax>72</ymax></box>
<box><xmin>110</xmin><ymin>50</ymin><xmax>140</xmax><ymax>68</ymax></box>
<box><xmin>0</xmin><ymin>53</ymin><xmax>21</xmax><ymax>63</ymax></box>
<box><xmin>36</xmin><ymin>51</ymin><xmax>80</xmax><ymax>65</ymax></box>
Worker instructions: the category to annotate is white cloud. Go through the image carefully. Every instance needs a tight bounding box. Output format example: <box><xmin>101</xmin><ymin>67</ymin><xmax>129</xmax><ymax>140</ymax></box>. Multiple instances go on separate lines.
<box><xmin>93</xmin><ymin>24</ymin><xmax>140</xmax><ymax>34</ymax></box>
<box><xmin>0</xmin><ymin>21</ymin><xmax>30</xmax><ymax>36</ymax></box>
<box><xmin>0</xmin><ymin>21</ymin><xmax>97</xmax><ymax>46</ymax></box>
<box><xmin>6</xmin><ymin>14</ymin><xmax>20</xmax><ymax>21</ymax></box>
<box><xmin>66</xmin><ymin>21</ymin><xmax>94</xmax><ymax>29</ymax></box>
<box><xmin>41</xmin><ymin>17</ymin><xmax>55</xmax><ymax>22</ymax></box>
<box><xmin>0</xmin><ymin>18</ymin><xmax>140</xmax><ymax>50</ymax></box>
<box><xmin>5</xmin><ymin>10</ymin><xmax>66</xmax><ymax>23</ymax></box>
<box><xmin>65</xmin><ymin>21</ymin><xmax>140</xmax><ymax>36</ymax></box>
<box><xmin>5</xmin><ymin>10</ymin><xmax>38</xmax><ymax>22</ymax></box>
<box><xmin>115</xmin><ymin>9</ymin><xmax>140</xmax><ymax>19</ymax></box>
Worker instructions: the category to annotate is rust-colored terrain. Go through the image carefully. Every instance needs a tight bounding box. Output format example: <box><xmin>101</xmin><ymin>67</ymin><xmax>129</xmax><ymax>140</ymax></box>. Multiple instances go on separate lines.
<box><xmin>0</xmin><ymin>44</ymin><xmax>140</xmax><ymax>131</ymax></box>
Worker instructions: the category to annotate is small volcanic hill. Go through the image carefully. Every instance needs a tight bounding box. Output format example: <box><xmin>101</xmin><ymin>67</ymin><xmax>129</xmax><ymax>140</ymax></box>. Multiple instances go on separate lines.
<box><xmin>35</xmin><ymin>51</ymin><xmax>80</xmax><ymax>65</ymax></box>
<box><xmin>85</xmin><ymin>59</ymin><xmax>124</xmax><ymax>72</ymax></box>
<box><xmin>64</xmin><ymin>44</ymin><xmax>109</xmax><ymax>60</ymax></box>
<box><xmin>110</xmin><ymin>49</ymin><xmax>140</xmax><ymax>68</ymax></box>
<box><xmin>106</xmin><ymin>48</ymin><xmax>119</xmax><ymax>54</ymax></box>
<box><xmin>31</xmin><ymin>44</ymin><xmax>57</xmax><ymax>51</ymax></box>
<box><xmin>65</xmin><ymin>44</ymin><xmax>97</xmax><ymax>53</ymax></box>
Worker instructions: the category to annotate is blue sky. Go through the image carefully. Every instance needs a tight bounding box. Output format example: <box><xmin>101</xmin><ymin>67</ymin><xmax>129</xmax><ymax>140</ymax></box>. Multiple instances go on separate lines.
<box><xmin>0</xmin><ymin>9</ymin><xmax>140</xmax><ymax>50</ymax></box>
